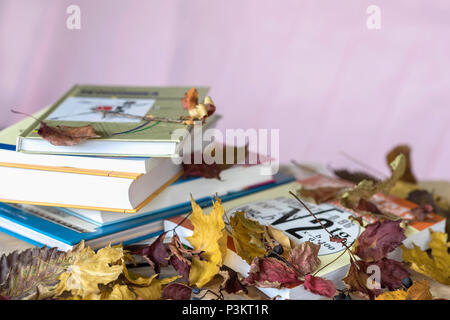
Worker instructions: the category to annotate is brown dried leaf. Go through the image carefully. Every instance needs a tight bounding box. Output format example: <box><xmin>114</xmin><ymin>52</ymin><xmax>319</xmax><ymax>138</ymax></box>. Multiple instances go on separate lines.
<box><xmin>342</xmin><ymin>259</ymin><xmax>383</xmax><ymax>299</ymax></box>
<box><xmin>333</xmin><ymin>169</ymin><xmax>379</xmax><ymax>184</ymax></box>
<box><xmin>296</xmin><ymin>186</ymin><xmax>344</xmax><ymax>204</ymax></box>
<box><xmin>37</xmin><ymin>122</ymin><xmax>100</xmax><ymax>146</ymax></box>
<box><xmin>288</xmin><ymin>242</ymin><xmax>321</xmax><ymax>276</ymax></box>
<box><xmin>386</xmin><ymin>145</ymin><xmax>417</xmax><ymax>183</ymax></box>
<box><xmin>181</xmin><ymin>88</ymin><xmax>198</xmax><ymax>110</ymax></box>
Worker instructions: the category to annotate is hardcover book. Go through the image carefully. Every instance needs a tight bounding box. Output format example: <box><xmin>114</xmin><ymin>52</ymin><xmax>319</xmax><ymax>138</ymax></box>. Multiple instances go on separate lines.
<box><xmin>16</xmin><ymin>85</ymin><xmax>209</xmax><ymax>157</ymax></box>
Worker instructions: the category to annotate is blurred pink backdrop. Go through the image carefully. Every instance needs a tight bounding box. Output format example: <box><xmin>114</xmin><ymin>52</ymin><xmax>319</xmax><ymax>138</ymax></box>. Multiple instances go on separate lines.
<box><xmin>1</xmin><ymin>0</ymin><xmax>449</xmax><ymax>179</ymax></box>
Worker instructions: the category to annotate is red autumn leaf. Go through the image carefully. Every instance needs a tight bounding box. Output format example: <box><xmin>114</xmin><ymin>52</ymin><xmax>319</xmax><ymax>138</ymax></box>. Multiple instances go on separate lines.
<box><xmin>288</xmin><ymin>241</ymin><xmax>321</xmax><ymax>276</ymax></box>
<box><xmin>161</xmin><ymin>283</ymin><xmax>193</xmax><ymax>300</ymax></box>
<box><xmin>132</xmin><ymin>232</ymin><xmax>169</xmax><ymax>274</ymax></box>
<box><xmin>242</xmin><ymin>257</ymin><xmax>303</xmax><ymax>289</ymax></box>
<box><xmin>303</xmin><ymin>274</ymin><xmax>336</xmax><ymax>298</ymax></box>
<box><xmin>219</xmin><ymin>269</ymin><xmax>248</xmax><ymax>295</ymax></box>
<box><xmin>342</xmin><ymin>259</ymin><xmax>383</xmax><ymax>299</ymax></box>
<box><xmin>169</xmin><ymin>255</ymin><xmax>190</xmax><ymax>283</ymax></box>
<box><xmin>356</xmin><ymin>258</ymin><xmax>410</xmax><ymax>290</ymax></box>
<box><xmin>353</xmin><ymin>220</ymin><xmax>406</xmax><ymax>262</ymax></box>
<box><xmin>357</xmin><ymin>199</ymin><xmax>382</xmax><ymax>215</ymax></box>
<box><xmin>37</xmin><ymin>122</ymin><xmax>100</xmax><ymax>146</ymax></box>
<box><xmin>181</xmin><ymin>88</ymin><xmax>199</xmax><ymax>110</ymax></box>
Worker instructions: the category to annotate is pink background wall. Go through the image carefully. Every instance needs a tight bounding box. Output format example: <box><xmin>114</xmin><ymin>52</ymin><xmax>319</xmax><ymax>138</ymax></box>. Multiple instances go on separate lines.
<box><xmin>1</xmin><ymin>0</ymin><xmax>449</xmax><ymax>179</ymax></box>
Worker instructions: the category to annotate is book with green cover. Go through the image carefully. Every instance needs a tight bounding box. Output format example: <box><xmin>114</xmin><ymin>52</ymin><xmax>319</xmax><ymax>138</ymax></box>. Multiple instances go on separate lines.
<box><xmin>17</xmin><ymin>85</ymin><xmax>209</xmax><ymax>157</ymax></box>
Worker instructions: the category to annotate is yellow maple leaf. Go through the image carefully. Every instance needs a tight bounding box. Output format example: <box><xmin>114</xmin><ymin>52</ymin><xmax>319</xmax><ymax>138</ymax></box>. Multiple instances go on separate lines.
<box><xmin>102</xmin><ymin>284</ymin><xmax>136</xmax><ymax>300</ymax></box>
<box><xmin>341</xmin><ymin>154</ymin><xmax>406</xmax><ymax>208</ymax></box>
<box><xmin>376</xmin><ymin>289</ymin><xmax>408</xmax><ymax>300</ymax></box>
<box><xmin>55</xmin><ymin>245</ymin><xmax>124</xmax><ymax>298</ymax></box>
<box><xmin>230</xmin><ymin>211</ymin><xmax>267</xmax><ymax>264</ymax></box>
<box><xmin>402</xmin><ymin>230</ymin><xmax>450</xmax><ymax>285</ymax></box>
<box><xmin>186</xmin><ymin>196</ymin><xmax>227</xmax><ymax>288</ymax></box>
<box><xmin>123</xmin><ymin>267</ymin><xmax>180</xmax><ymax>300</ymax></box>
<box><xmin>376</xmin><ymin>280</ymin><xmax>433</xmax><ymax>300</ymax></box>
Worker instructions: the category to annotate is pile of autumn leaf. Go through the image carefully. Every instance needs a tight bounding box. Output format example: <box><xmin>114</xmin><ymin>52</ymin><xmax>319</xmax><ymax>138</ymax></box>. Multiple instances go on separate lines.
<box><xmin>0</xmin><ymin>147</ymin><xmax>449</xmax><ymax>300</ymax></box>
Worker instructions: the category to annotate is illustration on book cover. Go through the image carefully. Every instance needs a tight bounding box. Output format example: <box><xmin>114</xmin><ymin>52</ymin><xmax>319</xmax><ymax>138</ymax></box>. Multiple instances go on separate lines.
<box><xmin>46</xmin><ymin>97</ymin><xmax>156</xmax><ymax>123</ymax></box>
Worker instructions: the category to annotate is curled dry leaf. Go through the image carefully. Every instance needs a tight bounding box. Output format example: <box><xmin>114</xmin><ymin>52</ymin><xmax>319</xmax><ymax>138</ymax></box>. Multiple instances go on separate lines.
<box><xmin>356</xmin><ymin>258</ymin><xmax>410</xmax><ymax>290</ymax></box>
<box><xmin>402</xmin><ymin>230</ymin><xmax>450</xmax><ymax>285</ymax></box>
<box><xmin>37</xmin><ymin>122</ymin><xmax>100</xmax><ymax>146</ymax></box>
<box><xmin>181</xmin><ymin>88</ymin><xmax>216</xmax><ymax>120</ymax></box>
<box><xmin>242</xmin><ymin>257</ymin><xmax>303</xmax><ymax>289</ymax></box>
<box><xmin>181</xmin><ymin>88</ymin><xmax>198</xmax><ymax>110</ymax></box>
<box><xmin>161</xmin><ymin>283</ymin><xmax>193</xmax><ymax>300</ymax></box>
<box><xmin>353</xmin><ymin>220</ymin><xmax>406</xmax><ymax>262</ymax></box>
<box><xmin>303</xmin><ymin>274</ymin><xmax>336</xmax><ymax>298</ymax></box>
<box><xmin>186</xmin><ymin>196</ymin><xmax>227</xmax><ymax>288</ymax></box>
<box><xmin>296</xmin><ymin>186</ymin><xmax>344</xmax><ymax>204</ymax></box>
<box><xmin>340</xmin><ymin>154</ymin><xmax>406</xmax><ymax>209</ymax></box>
<box><xmin>219</xmin><ymin>269</ymin><xmax>248</xmax><ymax>295</ymax></box>
<box><xmin>167</xmin><ymin>234</ymin><xmax>205</xmax><ymax>283</ymax></box>
<box><xmin>342</xmin><ymin>259</ymin><xmax>383</xmax><ymax>299</ymax></box>
<box><xmin>386</xmin><ymin>145</ymin><xmax>417</xmax><ymax>184</ymax></box>
<box><xmin>288</xmin><ymin>242</ymin><xmax>321</xmax><ymax>276</ymax></box>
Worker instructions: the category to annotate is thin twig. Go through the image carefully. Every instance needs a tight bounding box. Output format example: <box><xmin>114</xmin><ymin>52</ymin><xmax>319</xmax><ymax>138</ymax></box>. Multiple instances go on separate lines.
<box><xmin>338</xmin><ymin>151</ymin><xmax>388</xmax><ymax>179</ymax></box>
<box><xmin>288</xmin><ymin>191</ymin><xmax>357</xmax><ymax>261</ymax></box>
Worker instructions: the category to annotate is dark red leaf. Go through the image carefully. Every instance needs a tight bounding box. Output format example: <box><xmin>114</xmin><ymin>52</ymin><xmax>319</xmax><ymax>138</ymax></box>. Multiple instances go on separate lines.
<box><xmin>357</xmin><ymin>199</ymin><xmax>382</xmax><ymax>215</ymax></box>
<box><xmin>356</xmin><ymin>258</ymin><xmax>410</xmax><ymax>290</ymax></box>
<box><xmin>133</xmin><ymin>233</ymin><xmax>169</xmax><ymax>274</ymax></box>
<box><xmin>303</xmin><ymin>274</ymin><xmax>336</xmax><ymax>298</ymax></box>
<box><xmin>182</xmin><ymin>161</ymin><xmax>223</xmax><ymax>179</ymax></box>
<box><xmin>166</xmin><ymin>234</ymin><xmax>205</xmax><ymax>282</ymax></box>
<box><xmin>161</xmin><ymin>283</ymin><xmax>193</xmax><ymax>300</ymax></box>
<box><xmin>353</xmin><ymin>220</ymin><xmax>406</xmax><ymax>262</ymax></box>
<box><xmin>242</xmin><ymin>257</ymin><xmax>303</xmax><ymax>289</ymax></box>
<box><xmin>219</xmin><ymin>269</ymin><xmax>248</xmax><ymax>295</ymax></box>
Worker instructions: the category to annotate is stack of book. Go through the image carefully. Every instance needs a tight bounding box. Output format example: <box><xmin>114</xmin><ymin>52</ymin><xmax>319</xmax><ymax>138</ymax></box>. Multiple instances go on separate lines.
<box><xmin>0</xmin><ymin>85</ymin><xmax>292</xmax><ymax>250</ymax></box>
